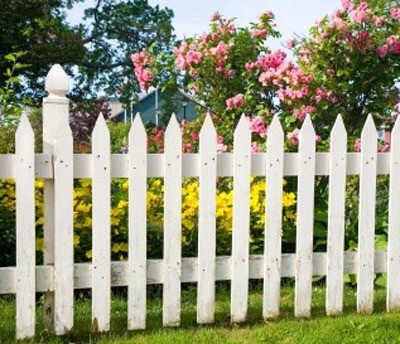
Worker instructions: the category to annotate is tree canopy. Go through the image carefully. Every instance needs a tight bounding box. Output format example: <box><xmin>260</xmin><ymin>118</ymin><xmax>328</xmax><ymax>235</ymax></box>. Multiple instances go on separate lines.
<box><xmin>0</xmin><ymin>0</ymin><xmax>175</xmax><ymax>104</ymax></box>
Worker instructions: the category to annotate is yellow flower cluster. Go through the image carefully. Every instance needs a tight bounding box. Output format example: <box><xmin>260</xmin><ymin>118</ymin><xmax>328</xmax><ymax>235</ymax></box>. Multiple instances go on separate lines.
<box><xmin>0</xmin><ymin>176</ymin><xmax>297</xmax><ymax>261</ymax></box>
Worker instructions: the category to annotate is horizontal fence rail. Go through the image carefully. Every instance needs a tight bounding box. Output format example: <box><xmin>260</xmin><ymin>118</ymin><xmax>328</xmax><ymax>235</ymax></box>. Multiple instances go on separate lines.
<box><xmin>0</xmin><ymin>152</ymin><xmax>394</xmax><ymax>179</ymax></box>
<box><xmin>1</xmin><ymin>65</ymin><xmax>399</xmax><ymax>340</ymax></box>
<box><xmin>0</xmin><ymin>251</ymin><xmax>389</xmax><ymax>294</ymax></box>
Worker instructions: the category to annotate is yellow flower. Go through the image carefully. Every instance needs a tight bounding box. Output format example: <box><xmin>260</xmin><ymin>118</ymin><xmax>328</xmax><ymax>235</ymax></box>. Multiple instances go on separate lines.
<box><xmin>86</xmin><ymin>250</ymin><xmax>92</xmax><ymax>259</ymax></box>
<box><xmin>35</xmin><ymin>238</ymin><xmax>45</xmax><ymax>252</ymax></box>
<box><xmin>117</xmin><ymin>200</ymin><xmax>128</xmax><ymax>209</ymax></box>
<box><xmin>282</xmin><ymin>192</ymin><xmax>296</xmax><ymax>208</ymax></box>
<box><xmin>119</xmin><ymin>242</ymin><xmax>129</xmax><ymax>252</ymax></box>
<box><xmin>76</xmin><ymin>201</ymin><xmax>92</xmax><ymax>213</ymax></box>
<box><xmin>182</xmin><ymin>219</ymin><xmax>195</xmax><ymax>230</ymax></box>
<box><xmin>184</xmin><ymin>194</ymin><xmax>198</xmax><ymax>208</ymax></box>
<box><xmin>112</xmin><ymin>243</ymin><xmax>120</xmax><ymax>253</ymax></box>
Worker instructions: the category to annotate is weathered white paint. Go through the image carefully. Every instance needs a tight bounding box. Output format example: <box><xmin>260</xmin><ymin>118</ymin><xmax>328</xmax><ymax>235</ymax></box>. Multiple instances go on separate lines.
<box><xmin>263</xmin><ymin>115</ymin><xmax>284</xmax><ymax>319</ymax></box>
<box><xmin>326</xmin><ymin>115</ymin><xmax>347</xmax><ymax>316</ymax></box>
<box><xmin>92</xmin><ymin>115</ymin><xmax>111</xmax><ymax>332</ymax></box>
<box><xmin>295</xmin><ymin>115</ymin><xmax>316</xmax><ymax>318</ymax></box>
<box><xmin>231</xmin><ymin>115</ymin><xmax>251</xmax><ymax>323</ymax></box>
<box><xmin>163</xmin><ymin>114</ymin><xmax>182</xmax><ymax>326</ymax></box>
<box><xmin>128</xmin><ymin>114</ymin><xmax>148</xmax><ymax>330</ymax></box>
<box><xmin>387</xmin><ymin>116</ymin><xmax>400</xmax><ymax>312</ymax></box>
<box><xmin>0</xmin><ymin>251</ymin><xmax>389</xmax><ymax>295</ymax></box>
<box><xmin>16</xmin><ymin>114</ymin><xmax>36</xmax><ymax>339</ymax></box>
<box><xmin>197</xmin><ymin>115</ymin><xmax>217</xmax><ymax>324</ymax></box>
<box><xmin>357</xmin><ymin>115</ymin><xmax>377</xmax><ymax>314</ymax></box>
<box><xmin>53</xmin><ymin>119</ymin><xmax>74</xmax><ymax>335</ymax></box>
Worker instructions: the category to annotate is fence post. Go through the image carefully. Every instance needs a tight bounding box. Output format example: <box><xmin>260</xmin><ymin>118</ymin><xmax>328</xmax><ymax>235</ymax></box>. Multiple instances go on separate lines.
<box><xmin>42</xmin><ymin>64</ymin><xmax>70</xmax><ymax>331</ymax></box>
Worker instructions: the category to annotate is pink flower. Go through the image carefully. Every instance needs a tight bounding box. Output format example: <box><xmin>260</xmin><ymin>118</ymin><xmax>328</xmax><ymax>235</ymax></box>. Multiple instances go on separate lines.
<box><xmin>341</xmin><ymin>0</ymin><xmax>354</xmax><ymax>11</ymax></box>
<box><xmin>349</xmin><ymin>2</ymin><xmax>369</xmax><ymax>24</ymax></box>
<box><xmin>377</xmin><ymin>45</ymin><xmax>389</xmax><ymax>58</ymax></box>
<box><xmin>287</xmin><ymin>129</ymin><xmax>300</xmax><ymax>146</ymax></box>
<box><xmin>210</xmin><ymin>12</ymin><xmax>220</xmax><ymax>22</ymax></box>
<box><xmin>286</xmin><ymin>39</ymin><xmax>294</xmax><ymax>49</ymax></box>
<box><xmin>251</xmin><ymin>142</ymin><xmax>261</xmax><ymax>153</ymax></box>
<box><xmin>250</xmin><ymin>28</ymin><xmax>268</xmax><ymax>38</ymax></box>
<box><xmin>248</xmin><ymin>116</ymin><xmax>268</xmax><ymax>138</ymax></box>
<box><xmin>186</xmin><ymin>50</ymin><xmax>202</xmax><ymax>66</ymax></box>
<box><xmin>245</xmin><ymin>62</ymin><xmax>254</xmax><ymax>72</ymax></box>
<box><xmin>374</xmin><ymin>15</ymin><xmax>385</xmax><ymax>28</ymax></box>
<box><xmin>190</xmin><ymin>132</ymin><xmax>199</xmax><ymax>140</ymax></box>
<box><xmin>217</xmin><ymin>143</ymin><xmax>228</xmax><ymax>153</ymax></box>
<box><xmin>354</xmin><ymin>138</ymin><xmax>361</xmax><ymax>152</ymax></box>
<box><xmin>304</xmin><ymin>75</ymin><xmax>313</xmax><ymax>83</ymax></box>
<box><xmin>226</xmin><ymin>93</ymin><xmax>245</xmax><ymax>109</ymax></box>
<box><xmin>390</xmin><ymin>8</ymin><xmax>400</xmax><ymax>20</ymax></box>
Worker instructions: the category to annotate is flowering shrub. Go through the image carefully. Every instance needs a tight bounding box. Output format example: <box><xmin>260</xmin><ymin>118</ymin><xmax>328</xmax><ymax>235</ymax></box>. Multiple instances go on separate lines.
<box><xmin>132</xmin><ymin>0</ymin><xmax>399</xmax><ymax>152</ymax></box>
<box><xmin>284</xmin><ymin>0</ymin><xmax>400</xmax><ymax>138</ymax></box>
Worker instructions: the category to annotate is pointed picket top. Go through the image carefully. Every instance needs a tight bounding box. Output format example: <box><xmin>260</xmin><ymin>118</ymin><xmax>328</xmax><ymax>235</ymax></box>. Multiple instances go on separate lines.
<box><xmin>130</xmin><ymin>113</ymin><xmax>146</xmax><ymax>135</ymax></box>
<box><xmin>392</xmin><ymin>116</ymin><xmax>400</xmax><ymax>145</ymax></box>
<box><xmin>267</xmin><ymin>115</ymin><xmax>283</xmax><ymax>144</ymax></box>
<box><xmin>200</xmin><ymin>114</ymin><xmax>216</xmax><ymax>139</ymax></box>
<box><xmin>92</xmin><ymin>113</ymin><xmax>110</xmax><ymax>141</ymax></box>
<box><xmin>165</xmin><ymin>113</ymin><xmax>180</xmax><ymax>136</ymax></box>
<box><xmin>234</xmin><ymin>114</ymin><xmax>251</xmax><ymax>143</ymax></box>
<box><xmin>361</xmin><ymin>114</ymin><xmax>376</xmax><ymax>140</ymax></box>
<box><xmin>93</xmin><ymin>113</ymin><xmax>109</xmax><ymax>138</ymax></box>
<box><xmin>331</xmin><ymin>114</ymin><xmax>347</xmax><ymax>141</ymax></box>
<box><xmin>45</xmin><ymin>64</ymin><xmax>69</xmax><ymax>97</ymax></box>
<box><xmin>16</xmin><ymin>113</ymin><xmax>34</xmax><ymax>139</ymax></box>
<box><xmin>299</xmin><ymin>114</ymin><xmax>316</xmax><ymax>138</ymax></box>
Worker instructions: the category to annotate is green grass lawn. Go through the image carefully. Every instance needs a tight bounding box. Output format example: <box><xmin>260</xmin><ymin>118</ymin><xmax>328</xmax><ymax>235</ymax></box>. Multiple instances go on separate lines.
<box><xmin>1</xmin><ymin>283</ymin><xmax>400</xmax><ymax>344</ymax></box>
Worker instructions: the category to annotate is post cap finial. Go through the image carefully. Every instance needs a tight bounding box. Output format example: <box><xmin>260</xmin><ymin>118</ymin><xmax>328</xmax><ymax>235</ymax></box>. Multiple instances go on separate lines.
<box><xmin>45</xmin><ymin>64</ymin><xmax>69</xmax><ymax>96</ymax></box>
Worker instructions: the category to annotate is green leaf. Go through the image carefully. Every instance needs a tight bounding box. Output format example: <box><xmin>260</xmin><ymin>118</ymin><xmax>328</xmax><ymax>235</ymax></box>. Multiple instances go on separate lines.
<box><xmin>4</xmin><ymin>54</ymin><xmax>16</xmax><ymax>62</ymax></box>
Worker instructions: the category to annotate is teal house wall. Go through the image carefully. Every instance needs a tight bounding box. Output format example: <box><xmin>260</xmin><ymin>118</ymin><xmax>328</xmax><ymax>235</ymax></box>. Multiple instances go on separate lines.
<box><xmin>113</xmin><ymin>89</ymin><xmax>201</xmax><ymax>124</ymax></box>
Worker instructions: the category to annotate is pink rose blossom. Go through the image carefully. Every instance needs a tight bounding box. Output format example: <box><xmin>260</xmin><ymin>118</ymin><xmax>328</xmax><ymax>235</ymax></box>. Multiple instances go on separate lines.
<box><xmin>248</xmin><ymin>116</ymin><xmax>268</xmax><ymax>138</ymax></box>
<box><xmin>390</xmin><ymin>8</ymin><xmax>400</xmax><ymax>20</ymax></box>
<box><xmin>250</xmin><ymin>28</ymin><xmax>268</xmax><ymax>38</ymax></box>
<box><xmin>226</xmin><ymin>93</ymin><xmax>245</xmax><ymax>109</ymax></box>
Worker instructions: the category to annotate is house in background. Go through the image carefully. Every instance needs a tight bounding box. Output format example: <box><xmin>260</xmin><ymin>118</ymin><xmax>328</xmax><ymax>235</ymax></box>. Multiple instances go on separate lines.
<box><xmin>111</xmin><ymin>88</ymin><xmax>203</xmax><ymax>126</ymax></box>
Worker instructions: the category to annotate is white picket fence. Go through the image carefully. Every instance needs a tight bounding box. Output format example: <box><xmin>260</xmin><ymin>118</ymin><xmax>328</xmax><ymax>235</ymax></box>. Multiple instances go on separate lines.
<box><xmin>1</xmin><ymin>64</ymin><xmax>400</xmax><ymax>339</ymax></box>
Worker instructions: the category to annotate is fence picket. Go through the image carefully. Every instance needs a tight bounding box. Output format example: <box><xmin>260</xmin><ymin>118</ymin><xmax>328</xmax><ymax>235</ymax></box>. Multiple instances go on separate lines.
<box><xmin>128</xmin><ymin>114</ymin><xmax>147</xmax><ymax>330</ymax></box>
<box><xmin>387</xmin><ymin>116</ymin><xmax>400</xmax><ymax>312</ymax></box>
<box><xmin>197</xmin><ymin>115</ymin><xmax>217</xmax><ymax>324</ymax></box>
<box><xmin>263</xmin><ymin>115</ymin><xmax>284</xmax><ymax>319</ymax></box>
<box><xmin>92</xmin><ymin>115</ymin><xmax>111</xmax><ymax>332</ymax></box>
<box><xmin>295</xmin><ymin>114</ymin><xmax>316</xmax><ymax>318</ymax></box>
<box><xmin>163</xmin><ymin>114</ymin><xmax>182</xmax><ymax>326</ymax></box>
<box><xmin>357</xmin><ymin>115</ymin><xmax>377</xmax><ymax>314</ymax></box>
<box><xmin>16</xmin><ymin>114</ymin><xmax>36</xmax><ymax>339</ymax></box>
<box><xmin>231</xmin><ymin>115</ymin><xmax>251</xmax><ymax>323</ymax></box>
<box><xmin>326</xmin><ymin>115</ymin><xmax>347</xmax><ymax>315</ymax></box>
<box><xmin>53</xmin><ymin>119</ymin><xmax>74</xmax><ymax>334</ymax></box>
